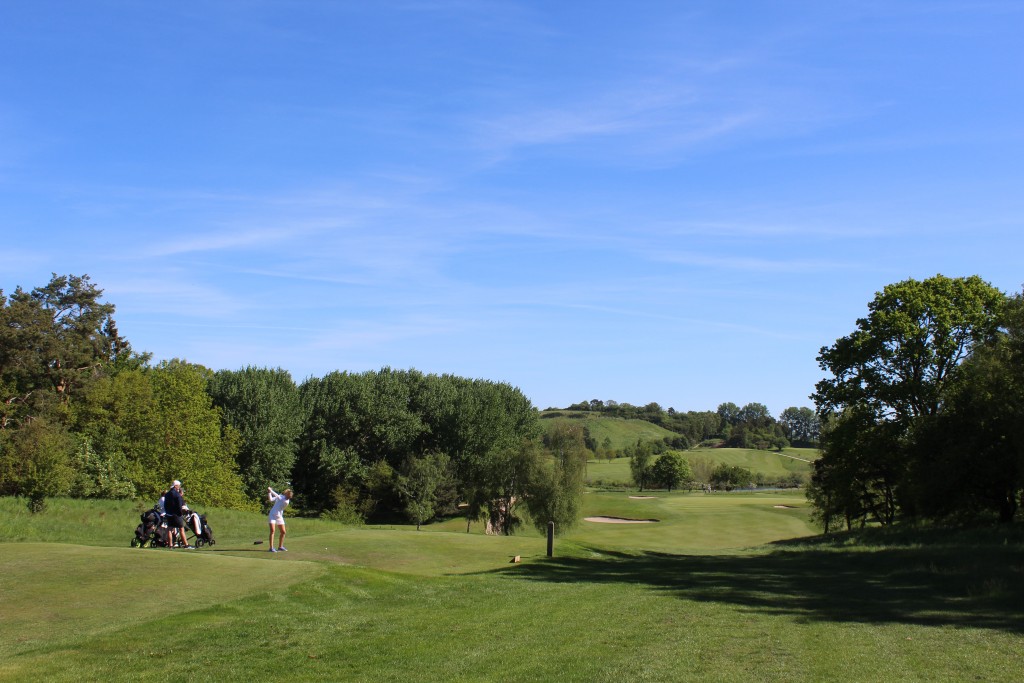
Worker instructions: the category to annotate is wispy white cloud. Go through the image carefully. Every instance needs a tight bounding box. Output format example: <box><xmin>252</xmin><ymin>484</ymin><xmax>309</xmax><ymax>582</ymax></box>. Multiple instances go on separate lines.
<box><xmin>643</xmin><ymin>215</ymin><xmax>893</xmax><ymax>240</ymax></box>
<box><xmin>104</xmin><ymin>275</ymin><xmax>245</xmax><ymax>319</ymax></box>
<box><xmin>143</xmin><ymin>226</ymin><xmax>320</xmax><ymax>258</ymax></box>
<box><xmin>307</xmin><ymin>314</ymin><xmax>470</xmax><ymax>352</ymax></box>
<box><xmin>470</xmin><ymin>80</ymin><xmax>764</xmax><ymax>159</ymax></box>
<box><xmin>557</xmin><ymin>302</ymin><xmax>805</xmax><ymax>340</ymax></box>
<box><xmin>648</xmin><ymin>249</ymin><xmax>856</xmax><ymax>274</ymax></box>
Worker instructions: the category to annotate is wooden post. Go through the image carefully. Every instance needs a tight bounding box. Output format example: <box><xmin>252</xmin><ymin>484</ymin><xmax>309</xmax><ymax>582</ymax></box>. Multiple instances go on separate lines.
<box><xmin>547</xmin><ymin>521</ymin><xmax>554</xmax><ymax>557</ymax></box>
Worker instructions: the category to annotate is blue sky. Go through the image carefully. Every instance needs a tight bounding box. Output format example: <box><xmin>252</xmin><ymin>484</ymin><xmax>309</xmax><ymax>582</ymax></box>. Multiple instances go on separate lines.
<box><xmin>2</xmin><ymin>1</ymin><xmax>1022</xmax><ymax>415</ymax></box>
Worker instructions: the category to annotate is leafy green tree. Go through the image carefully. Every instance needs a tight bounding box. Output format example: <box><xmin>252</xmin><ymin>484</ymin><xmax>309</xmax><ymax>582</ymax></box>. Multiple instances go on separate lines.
<box><xmin>629</xmin><ymin>439</ymin><xmax>654</xmax><ymax>491</ymax></box>
<box><xmin>690</xmin><ymin>411</ymin><xmax>721</xmax><ymax>442</ymax></box>
<box><xmin>814</xmin><ymin>275</ymin><xmax>1004</xmax><ymax>422</ymax></box>
<box><xmin>294</xmin><ymin>369</ymin><xmax>539</xmax><ymax>524</ymax></box>
<box><xmin>905</xmin><ymin>291</ymin><xmax>1024</xmax><ymax>523</ymax></box>
<box><xmin>779</xmin><ymin>407</ymin><xmax>820</xmax><ymax>447</ymax></box>
<box><xmin>716</xmin><ymin>402</ymin><xmax>741</xmax><ymax>430</ymax></box>
<box><xmin>688</xmin><ymin>456</ymin><xmax>715</xmax><ymax>487</ymax></box>
<box><xmin>207</xmin><ymin>367</ymin><xmax>302</xmax><ymax>502</ymax></box>
<box><xmin>0</xmin><ymin>287</ymin><xmax>52</xmax><ymax>429</ymax></box>
<box><xmin>725</xmin><ymin>423</ymin><xmax>751</xmax><ymax>449</ymax></box>
<box><xmin>417</xmin><ymin>375</ymin><xmax>539</xmax><ymax>530</ymax></box>
<box><xmin>72</xmin><ymin>367</ymin><xmax>159</xmax><ymax>497</ymax></box>
<box><xmin>69</xmin><ymin>435</ymin><xmax>136</xmax><ymax>499</ymax></box>
<box><xmin>738</xmin><ymin>402</ymin><xmax>773</xmax><ymax>428</ymax></box>
<box><xmin>0</xmin><ymin>274</ymin><xmax>143</xmax><ymax>503</ymax></box>
<box><xmin>0</xmin><ymin>274</ymin><xmax>131</xmax><ymax>429</ymax></box>
<box><xmin>322</xmin><ymin>453</ymin><xmax>385</xmax><ymax>523</ymax></box>
<box><xmin>810</xmin><ymin>407</ymin><xmax>904</xmax><ymax>528</ymax></box>
<box><xmin>295</xmin><ymin>373</ymin><xmax>362</xmax><ymax>511</ymax></box>
<box><xmin>527</xmin><ymin>423</ymin><xmax>587</xmax><ymax>536</ymax></box>
<box><xmin>544</xmin><ymin>422</ymin><xmax>587</xmax><ymax>467</ymax></box>
<box><xmin>397</xmin><ymin>453</ymin><xmax>453</xmax><ymax>530</ymax></box>
<box><xmin>146</xmin><ymin>360</ymin><xmax>250</xmax><ymax>509</ymax></box>
<box><xmin>651</xmin><ymin>451</ymin><xmax>692</xmax><ymax>492</ymax></box>
<box><xmin>480</xmin><ymin>440</ymin><xmax>542</xmax><ymax>535</ymax></box>
<box><xmin>72</xmin><ymin>366</ymin><xmax>253</xmax><ymax>509</ymax></box>
<box><xmin>810</xmin><ymin>275</ymin><xmax>1006</xmax><ymax>526</ymax></box>
<box><xmin>295</xmin><ymin>368</ymin><xmax>424</xmax><ymax>516</ymax></box>
<box><xmin>0</xmin><ymin>417</ymin><xmax>75</xmax><ymax>512</ymax></box>
<box><xmin>709</xmin><ymin>463</ymin><xmax>754</xmax><ymax>491</ymax></box>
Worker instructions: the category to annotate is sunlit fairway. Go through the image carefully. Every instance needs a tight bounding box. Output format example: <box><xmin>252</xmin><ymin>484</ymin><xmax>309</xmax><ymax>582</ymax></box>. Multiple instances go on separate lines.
<box><xmin>568</xmin><ymin>491</ymin><xmax>815</xmax><ymax>554</ymax></box>
<box><xmin>2</xmin><ymin>493</ymin><xmax>1023</xmax><ymax>682</ymax></box>
<box><xmin>586</xmin><ymin>448</ymin><xmax>819</xmax><ymax>487</ymax></box>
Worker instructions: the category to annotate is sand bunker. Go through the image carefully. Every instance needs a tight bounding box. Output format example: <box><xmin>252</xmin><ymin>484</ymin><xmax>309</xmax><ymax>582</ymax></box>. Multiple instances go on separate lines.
<box><xmin>585</xmin><ymin>516</ymin><xmax>659</xmax><ymax>524</ymax></box>
<box><xmin>773</xmin><ymin>505</ymin><xmax>795</xmax><ymax>509</ymax></box>
<box><xmin>628</xmin><ymin>496</ymin><xmax>655</xmax><ymax>499</ymax></box>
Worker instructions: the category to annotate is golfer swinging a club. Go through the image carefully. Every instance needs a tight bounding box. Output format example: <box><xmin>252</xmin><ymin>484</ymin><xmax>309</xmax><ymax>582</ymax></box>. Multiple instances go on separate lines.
<box><xmin>267</xmin><ymin>486</ymin><xmax>293</xmax><ymax>552</ymax></box>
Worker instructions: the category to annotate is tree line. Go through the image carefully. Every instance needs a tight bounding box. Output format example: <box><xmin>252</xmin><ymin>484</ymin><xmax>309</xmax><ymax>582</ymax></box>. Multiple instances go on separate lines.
<box><xmin>547</xmin><ymin>400</ymin><xmax>819</xmax><ymax>493</ymax></box>
<box><xmin>11</xmin><ymin>271</ymin><xmax>1013</xmax><ymax>533</ymax></box>
<box><xmin>0</xmin><ymin>274</ymin><xmax>587</xmax><ymax>536</ymax></box>
<box><xmin>561</xmin><ymin>399</ymin><xmax>821</xmax><ymax>451</ymax></box>
<box><xmin>810</xmin><ymin>274</ymin><xmax>1024</xmax><ymax>529</ymax></box>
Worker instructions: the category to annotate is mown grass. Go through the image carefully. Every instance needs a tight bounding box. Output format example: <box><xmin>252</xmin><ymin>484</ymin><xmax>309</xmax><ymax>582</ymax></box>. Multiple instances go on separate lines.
<box><xmin>0</xmin><ymin>496</ymin><xmax>351</xmax><ymax>547</ymax></box>
<box><xmin>2</xmin><ymin>493</ymin><xmax>1023</xmax><ymax>682</ymax></box>
<box><xmin>684</xmin><ymin>447</ymin><xmax>819</xmax><ymax>478</ymax></box>
<box><xmin>588</xmin><ymin>447</ymin><xmax>819</xmax><ymax>487</ymax></box>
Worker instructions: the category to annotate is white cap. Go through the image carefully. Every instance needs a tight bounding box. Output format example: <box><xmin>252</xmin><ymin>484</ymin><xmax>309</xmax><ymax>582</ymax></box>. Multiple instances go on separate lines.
<box><xmin>173</xmin><ymin>480</ymin><xmax>182</xmax><ymax>487</ymax></box>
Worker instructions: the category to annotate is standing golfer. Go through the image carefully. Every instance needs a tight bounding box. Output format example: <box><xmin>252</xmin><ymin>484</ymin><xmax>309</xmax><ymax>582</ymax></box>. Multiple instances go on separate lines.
<box><xmin>267</xmin><ymin>487</ymin><xmax>293</xmax><ymax>552</ymax></box>
<box><xmin>165</xmin><ymin>480</ymin><xmax>192</xmax><ymax>549</ymax></box>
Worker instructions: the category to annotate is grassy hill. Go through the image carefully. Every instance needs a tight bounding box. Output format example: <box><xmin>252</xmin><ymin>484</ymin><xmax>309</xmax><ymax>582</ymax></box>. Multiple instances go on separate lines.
<box><xmin>3</xmin><ymin>495</ymin><xmax>1023</xmax><ymax>681</ymax></box>
<box><xmin>539</xmin><ymin>410</ymin><xmax>678</xmax><ymax>450</ymax></box>
<box><xmin>539</xmin><ymin>413</ymin><xmax>820</xmax><ymax>484</ymax></box>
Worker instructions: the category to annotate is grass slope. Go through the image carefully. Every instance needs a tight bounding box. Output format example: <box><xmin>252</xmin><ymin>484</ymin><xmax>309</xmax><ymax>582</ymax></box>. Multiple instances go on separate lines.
<box><xmin>540</xmin><ymin>410</ymin><xmax>678</xmax><ymax>450</ymax></box>
<box><xmin>2</xmin><ymin>494</ymin><xmax>1023</xmax><ymax>682</ymax></box>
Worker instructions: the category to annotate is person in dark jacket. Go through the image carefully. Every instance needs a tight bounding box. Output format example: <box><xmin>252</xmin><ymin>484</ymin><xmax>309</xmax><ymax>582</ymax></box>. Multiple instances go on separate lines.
<box><xmin>164</xmin><ymin>480</ymin><xmax>192</xmax><ymax>548</ymax></box>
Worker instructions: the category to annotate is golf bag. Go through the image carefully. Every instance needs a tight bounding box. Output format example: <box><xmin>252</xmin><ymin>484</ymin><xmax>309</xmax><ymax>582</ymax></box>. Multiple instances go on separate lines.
<box><xmin>183</xmin><ymin>508</ymin><xmax>215</xmax><ymax>547</ymax></box>
<box><xmin>131</xmin><ymin>508</ymin><xmax>170</xmax><ymax>548</ymax></box>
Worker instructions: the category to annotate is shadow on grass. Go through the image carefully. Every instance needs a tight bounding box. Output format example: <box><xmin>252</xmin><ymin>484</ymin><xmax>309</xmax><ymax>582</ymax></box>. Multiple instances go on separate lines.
<box><xmin>502</xmin><ymin>527</ymin><xmax>1024</xmax><ymax>633</ymax></box>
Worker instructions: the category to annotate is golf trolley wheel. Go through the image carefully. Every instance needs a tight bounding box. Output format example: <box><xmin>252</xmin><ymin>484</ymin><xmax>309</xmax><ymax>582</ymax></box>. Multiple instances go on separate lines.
<box><xmin>195</xmin><ymin>539</ymin><xmax>205</xmax><ymax>548</ymax></box>
<box><xmin>131</xmin><ymin>538</ymin><xmax>139</xmax><ymax>548</ymax></box>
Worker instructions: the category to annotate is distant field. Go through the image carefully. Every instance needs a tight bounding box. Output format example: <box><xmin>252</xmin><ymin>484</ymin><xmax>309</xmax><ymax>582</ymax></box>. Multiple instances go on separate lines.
<box><xmin>685</xmin><ymin>446</ymin><xmax>819</xmax><ymax>478</ymax></box>
<box><xmin>538</xmin><ymin>412</ymin><xmax>820</xmax><ymax>487</ymax></box>
<box><xmin>587</xmin><ymin>447</ymin><xmax>820</xmax><ymax>486</ymax></box>
<box><xmin>3</xmin><ymin>493</ymin><xmax>1022</xmax><ymax>682</ymax></box>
